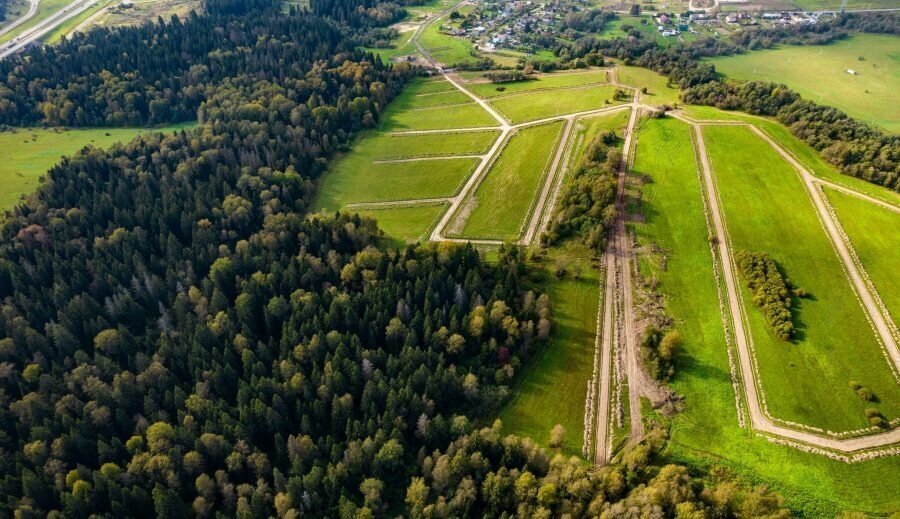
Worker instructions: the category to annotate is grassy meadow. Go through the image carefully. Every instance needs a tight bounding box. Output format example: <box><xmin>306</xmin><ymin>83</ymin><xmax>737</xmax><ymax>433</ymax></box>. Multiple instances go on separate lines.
<box><xmin>825</xmin><ymin>187</ymin><xmax>900</xmax><ymax>324</ymax></box>
<box><xmin>451</xmin><ymin>121</ymin><xmax>564</xmax><ymax>240</ymax></box>
<box><xmin>616</xmin><ymin>64</ymin><xmax>681</xmax><ymax>106</ymax></box>
<box><xmin>488</xmin><ymin>84</ymin><xmax>627</xmax><ymax>124</ymax></box>
<box><xmin>499</xmin><ymin>242</ymin><xmax>600</xmax><ymax>457</ymax></box>
<box><xmin>463</xmin><ymin>68</ymin><xmax>610</xmax><ymax>99</ymax></box>
<box><xmin>707</xmin><ymin>34</ymin><xmax>900</xmax><ymax>133</ymax></box>
<box><xmin>704</xmin><ymin>124</ymin><xmax>900</xmax><ymax>432</ymax></box>
<box><xmin>353</xmin><ymin>203</ymin><xmax>448</xmax><ymax>247</ymax></box>
<box><xmin>0</xmin><ymin>124</ymin><xmax>193</xmax><ymax>211</ymax></box>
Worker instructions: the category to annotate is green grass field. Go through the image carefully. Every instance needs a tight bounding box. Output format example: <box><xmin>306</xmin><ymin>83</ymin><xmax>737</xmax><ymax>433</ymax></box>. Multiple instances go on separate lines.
<box><xmin>629</xmin><ymin>115</ymin><xmax>900</xmax><ymax>517</ymax></box>
<box><xmin>419</xmin><ymin>18</ymin><xmax>481</xmax><ymax>67</ymax></box>
<box><xmin>616</xmin><ymin>64</ymin><xmax>680</xmax><ymax>106</ymax></box>
<box><xmin>377</xmin><ymin>91</ymin><xmax>497</xmax><ymax>131</ymax></box>
<box><xmin>354</xmin><ymin>203</ymin><xmax>448</xmax><ymax>248</ymax></box>
<box><xmin>451</xmin><ymin>121</ymin><xmax>564</xmax><ymax>240</ymax></box>
<box><xmin>682</xmin><ymin>105</ymin><xmax>900</xmax><ymax>207</ymax></box>
<box><xmin>351</xmin><ymin>130</ymin><xmax>499</xmax><ymax>160</ymax></box>
<box><xmin>464</xmin><ymin>68</ymin><xmax>610</xmax><ymax>99</ymax></box>
<box><xmin>488</xmin><ymin>84</ymin><xmax>627</xmax><ymax>124</ymax></box>
<box><xmin>0</xmin><ymin>124</ymin><xmax>193</xmax><ymax>211</ymax></box>
<box><xmin>704</xmin><ymin>124</ymin><xmax>900</xmax><ymax>432</ymax></box>
<box><xmin>708</xmin><ymin>34</ymin><xmax>900</xmax><ymax>133</ymax></box>
<box><xmin>824</xmin><ymin>187</ymin><xmax>900</xmax><ymax>325</ymax></box>
<box><xmin>313</xmin><ymin>156</ymin><xmax>478</xmax><ymax>210</ymax></box>
<box><xmin>499</xmin><ymin>242</ymin><xmax>600</xmax><ymax>457</ymax></box>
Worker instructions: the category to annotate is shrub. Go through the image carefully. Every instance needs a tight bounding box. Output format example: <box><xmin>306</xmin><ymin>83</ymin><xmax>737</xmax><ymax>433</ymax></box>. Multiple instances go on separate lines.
<box><xmin>735</xmin><ymin>251</ymin><xmax>802</xmax><ymax>341</ymax></box>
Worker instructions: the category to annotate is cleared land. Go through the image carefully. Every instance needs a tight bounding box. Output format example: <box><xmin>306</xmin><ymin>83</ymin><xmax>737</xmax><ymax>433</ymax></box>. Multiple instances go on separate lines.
<box><xmin>379</xmin><ymin>99</ymin><xmax>497</xmax><ymax>131</ymax></box>
<box><xmin>616</xmin><ymin>64</ymin><xmax>680</xmax><ymax>107</ymax></box>
<box><xmin>354</xmin><ymin>203</ymin><xmax>448</xmax><ymax>247</ymax></box>
<box><xmin>451</xmin><ymin>121</ymin><xmax>564</xmax><ymax>240</ymax></box>
<box><xmin>488</xmin><ymin>84</ymin><xmax>626</xmax><ymax>124</ymax></box>
<box><xmin>704</xmin><ymin>124</ymin><xmax>900</xmax><ymax>432</ymax></box>
<box><xmin>499</xmin><ymin>243</ymin><xmax>600</xmax><ymax>457</ymax></box>
<box><xmin>0</xmin><ymin>124</ymin><xmax>193</xmax><ymax>210</ymax></box>
<box><xmin>314</xmin><ymin>156</ymin><xmax>478</xmax><ymax>209</ymax></box>
<box><xmin>825</xmin><ymin>187</ymin><xmax>900</xmax><ymax>324</ymax></box>
<box><xmin>353</xmin><ymin>130</ymin><xmax>499</xmax><ymax>160</ymax></box>
<box><xmin>708</xmin><ymin>34</ymin><xmax>900</xmax><ymax>133</ymax></box>
<box><xmin>463</xmin><ymin>68</ymin><xmax>610</xmax><ymax>98</ymax></box>
<box><xmin>681</xmin><ymin>105</ymin><xmax>900</xmax><ymax>210</ymax></box>
<box><xmin>419</xmin><ymin>16</ymin><xmax>480</xmax><ymax>67</ymax></box>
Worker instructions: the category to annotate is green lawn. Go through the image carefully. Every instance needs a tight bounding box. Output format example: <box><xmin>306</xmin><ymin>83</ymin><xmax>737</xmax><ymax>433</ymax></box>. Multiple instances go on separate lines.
<box><xmin>314</xmin><ymin>155</ymin><xmax>478</xmax><ymax>210</ymax></box>
<box><xmin>354</xmin><ymin>203</ymin><xmax>448</xmax><ymax>248</ymax></box>
<box><xmin>0</xmin><ymin>124</ymin><xmax>194</xmax><ymax>211</ymax></box>
<box><xmin>488</xmin><ymin>84</ymin><xmax>627</xmax><ymax>124</ymax></box>
<box><xmin>616</xmin><ymin>64</ymin><xmax>681</xmax><ymax>106</ymax></box>
<box><xmin>352</xmin><ymin>130</ymin><xmax>499</xmax><ymax>160</ymax></box>
<box><xmin>419</xmin><ymin>18</ymin><xmax>480</xmax><ymax>67</ymax></box>
<box><xmin>824</xmin><ymin>187</ymin><xmax>900</xmax><ymax>324</ymax></box>
<box><xmin>451</xmin><ymin>121</ymin><xmax>564</xmax><ymax>240</ymax></box>
<box><xmin>704</xmin><ymin>124</ymin><xmax>900</xmax><ymax>432</ymax></box>
<box><xmin>499</xmin><ymin>242</ymin><xmax>600</xmax><ymax>457</ymax></box>
<box><xmin>362</xmin><ymin>31</ymin><xmax>418</xmax><ymax>62</ymax></box>
<box><xmin>629</xmin><ymin>115</ymin><xmax>900</xmax><ymax>517</ymax></box>
<box><xmin>707</xmin><ymin>34</ymin><xmax>900</xmax><ymax>133</ymax></box>
<box><xmin>377</xmin><ymin>83</ymin><xmax>497</xmax><ymax>131</ymax></box>
<box><xmin>681</xmin><ymin>105</ymin><xmax>900</xmax><ymax>207</ymax></box>
<box><xmin>464</xmin><ymin>68</ymin><xmax>610</xmax><ymax>99</ymax></box>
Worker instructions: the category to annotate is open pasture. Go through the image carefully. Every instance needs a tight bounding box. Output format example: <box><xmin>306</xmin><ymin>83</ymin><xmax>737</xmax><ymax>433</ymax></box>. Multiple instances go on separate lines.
<box><xmin>0</xmin><ymin>124</ymin><xmax>193</xmax><ymax>211</ymax></box>
<box><xmin>354</xmin><ymin>130</ymin><xmax>499</xmax><ymax>160</ymax></box>
<box><xmin>704</xmin><ymin>124</ymin><xmax>900</xmax><ymax>432</ymax></box>
<box><xmin>708</xmin><ymin>34</ymin><xmax>900</xmax><ymax>133</ymax></box>
<box><xmin>450</xmin><ymin>121</ymin><xmax>564</xmax><ymax>240</ymax></box>
<box><xmin>463</xmin><ymin>68</ymin><xmax>610</xmax><ymax>99</ymax></box>
<box><xmin>616</xmin><ymin>64</ymin><xmax>680</xmax><ymax>106</ymax></box>
<box><xmin>354</xmin><ymin>203</ymin><xmax>448</xmax><ymax>247</ymax></box>
<box><xmin>488</xmin><ymin>84</ymin><xmax>627</xmax><ymax>124</ymax></box>
<box><xmin>825</xmin><ymin>187</ymin><xmax>900</xmax><ymax>324</ymax></box>
<box><xmin>313</xmin><ymin>155</ymin><xmax>478</xmax><ymax>210</ymax></box>
<box><xmin>419</xmin><ymin>17</ymin><xmax>481</xmax><ymax>67</ymax></box>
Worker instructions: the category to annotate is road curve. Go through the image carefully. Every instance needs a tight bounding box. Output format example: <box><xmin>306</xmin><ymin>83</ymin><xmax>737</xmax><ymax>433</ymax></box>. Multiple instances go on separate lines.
<box><xmin>0</xmin><ymin>0</ymin><xmax>40</xmax><ymax>38</ymax></box>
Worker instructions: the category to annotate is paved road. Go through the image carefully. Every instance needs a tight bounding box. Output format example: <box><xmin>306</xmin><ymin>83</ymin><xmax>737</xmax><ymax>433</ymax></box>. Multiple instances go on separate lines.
<box><xmin>0</xmin><ymin>0</ymin><xmax>39</xmax><ymax>38</ymax></box>
<box><xmin>0</xmin><ymin>0</ymin><xmax>98</xmax><ymax>59</ymax></box>
<box><xmin>673</xmin><ymin>111</ymin><xmax>900</xmax><ymax>454</ymax></box>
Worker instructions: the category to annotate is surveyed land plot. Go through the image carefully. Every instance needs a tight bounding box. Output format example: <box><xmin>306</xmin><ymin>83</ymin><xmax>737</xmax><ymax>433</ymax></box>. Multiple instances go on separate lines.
<box><xmin>682</xmin><ymin>105</ymin><xmax>900</xmax><ymax>207</ymax></box>
<box><xmin>616</xmin><ymin>64</ymin><xmax>680</xmax><ymax>107</ymax></box>
<box><xmin>704</xmin><ymin>124</ymin><xmax>900</xmax><ymax>432</ymax></box>
<box><xmin>825</xmin><ymin>187</ymin><xmax>900</xmax><ymax>325</ymax></box>
<box><xmin>707</xmin><ymin>34</ymin><xmax>900</xmax><ymax>133</ymax></box>
<box><xmin>354</xmin><ymin>203</ymin><xmax>449</xmax><ymax>247</ymax></box>
<box><xmin>313</xmin><ymin>155</ymin><xmax>479</xmax><ymax>209</ymax></box>
<box><xmin>376</xmin><ymin>79</ymin><xmax>498</xmax><ymax>131</ymax></box>
<box><xmin>347</xmin><ymin>130</ymin><xmax>499</xmax><ymax>160</ymax></box>
<box><xmin>488</xmin><ymin>84</ymin><xmax>626</xmax><ymax>124</ymax></box>
<box><xmin>464</xmin><ymin>68</ymin><xmax>610</xmax><ymax>99</ymax></box>
<box><xmin>449</xmin><ymin>121</ymin><xmax>564</xmax><ymax>241</ymax></box>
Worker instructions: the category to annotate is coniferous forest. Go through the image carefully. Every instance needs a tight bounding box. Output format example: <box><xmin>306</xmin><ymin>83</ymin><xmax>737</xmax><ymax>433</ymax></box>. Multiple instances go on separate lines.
<box><xmin>0</xmin><ymin>0</ymin><xmax>794</xmax><ymax>516</ymax></box>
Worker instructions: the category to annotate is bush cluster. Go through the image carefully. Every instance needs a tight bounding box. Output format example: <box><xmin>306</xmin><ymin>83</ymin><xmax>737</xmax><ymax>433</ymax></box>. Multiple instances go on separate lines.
<box><xmin>735</xmin><ymin>251</ymin><xmax>804</xmax><ymax>341</ymax></box>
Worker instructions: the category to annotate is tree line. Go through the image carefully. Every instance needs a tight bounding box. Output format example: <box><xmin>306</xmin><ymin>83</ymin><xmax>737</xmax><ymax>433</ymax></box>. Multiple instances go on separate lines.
<box><xmin>735</xmin><ymin>251</ymin><xmax>805</xmax><ymax>341</ymax></box>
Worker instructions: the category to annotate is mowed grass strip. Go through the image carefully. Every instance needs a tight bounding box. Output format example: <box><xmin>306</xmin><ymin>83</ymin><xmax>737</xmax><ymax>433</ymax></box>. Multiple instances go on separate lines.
<box><xmin>379</xmin><ymin>100</ymin><xmax>497</xmax><ymax>131</ymax></box>
<box><xmin>824</xmin><ymin>187</ymin><xmax>900</xmax><ymax>324</ymax></box>
<box><xmin>453</xmin><ymin>121</ymin><xmax>564</xmax><ymax>240</ymax></box>
<box><xmin>465</xmin><ymin>68</ymin><xmax>610</xmax><ymax>99</ymax></box>
<box><xmin>682</xmin><ymin>105</ymin><xmax>900</xmax><ymax>206</ymax></box>
<box><xmin>628</xmin><ymin>116</ymin><xmax>900</xmax><ymax>518</ymax></box>
<box><xmin>499</xmin><ymin>243</ymin><xmax>599</xmax><ymax>457</ymax></box>
<box><xmin>314</xmin><ymin>155</ymin><xmax>479</xmax><ymax>210</ymax></box>
<box><xmin>489</xmin><ymin>84</ymin><xmax>626</xmax><ymax>124</ymax></box>
<box><xmin>352</xmin><ymin>130</ymin><xmax>500</xmax><ymax>160</ymax></box>
<box><xmin>0</xmin><ymin>124</ymin><xmax>194</xmax><ymax>211</ymax></box>
<box><xmin>616</xmin><ymin>64</ymin><xmax>680</xmax><ymax>106</ymax></box>
<box><xmin>354</xmin><ymin>203</ymin><xmax>448</xmax><ymax>248</ymax></box>
<box><xmin>704</xmin><ymin>124</ymin><xmax>900</xmax><ymax>432</ymax></box>
<box><xmin>707</xmin><ymin>34</ymin><xmax>900</xmax><ymax>133</ymax></box>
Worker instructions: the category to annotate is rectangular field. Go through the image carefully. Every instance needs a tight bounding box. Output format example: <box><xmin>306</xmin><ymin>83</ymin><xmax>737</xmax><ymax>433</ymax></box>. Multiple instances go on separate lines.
<box><xmin>616</xmin><ymin>64</ymin><xmax>680</xmax><ymax>107</ymax></box>
<box><xmin>489</xmin><ymin>84</ymin><xmax>626</xmax><ymax>124</ymax></box>
<box><xmin>824</xmin><ymin>187</ymin><xmax>900</xmax><ymax>325</ymax></box>
<box><xmin>314</xmin><ymin>155</ymin><xmax>478</xmax><ymax>210</ymax></box>
<box><xmin>464</xmin><ymin>68</ymin><xmax>610</xmax><ymax>99</ymax></box>
<box><xmin>378</xmin><ymin>101</ymin><xmax>497</xmax><ymax>131</ymax></box>
<box><xmin>351</xmin><ymin>130</ymin><xmax>499</xmax><ymax>160</ymax></box>
<box><xmin>499</xmin><ymin>243</ymin><xmax>600</xmax><ymax>457</ymax></box>
<box><xmin>704</xmin><ymin>124</ymin><xmax>900</xmax><ymax>432</ymax></box>
<box><xmin>707</xmin><ymin>34</ymin><xmax>900</xmax><ymax>133</ymax></box>
<box><xmin>449</xmin><ymin>121</ymin><xmax>564</xmax><ymax>240</ymax></box>
<box><xmin>354</xmin><ymin>203</ymin><xmax>448</xmax><ymax>247</ymax></box>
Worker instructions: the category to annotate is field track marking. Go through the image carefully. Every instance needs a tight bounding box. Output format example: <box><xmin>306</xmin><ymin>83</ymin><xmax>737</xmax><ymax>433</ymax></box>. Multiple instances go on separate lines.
<box><xmin>345</xmin><ymin>197</ymin><xmax>451</xmax><ymax>209</ymax></box>
<box><xmin>668</xmin><ymin>110</ymin><xmax>900</xmax><ymax>456</ymax></box>
<box><xmin>372</xmin><ymin>154</ymin><xmax>485</xmax><ymax>164</ymax></box>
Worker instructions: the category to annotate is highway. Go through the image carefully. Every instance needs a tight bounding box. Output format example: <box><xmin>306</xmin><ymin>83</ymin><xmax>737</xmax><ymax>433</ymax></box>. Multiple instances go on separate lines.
<box><xmin>0</xmin><ymin>0</ymin><xmax>40</xmax><ymax>38</ymax></box>
<box><xmin>0</xmin><ymin>0</ymin><xmax>101</xmax><ymax>59</ymax></box>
